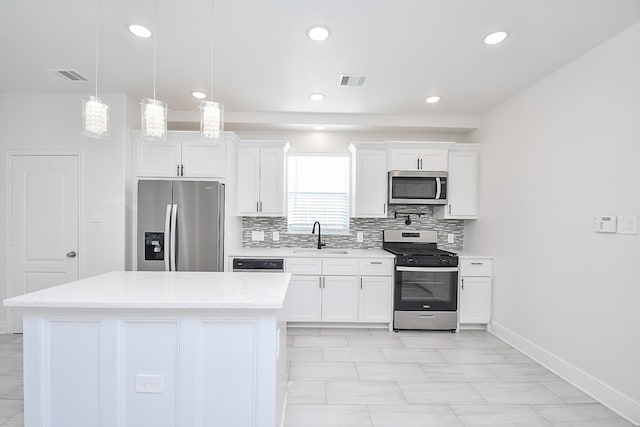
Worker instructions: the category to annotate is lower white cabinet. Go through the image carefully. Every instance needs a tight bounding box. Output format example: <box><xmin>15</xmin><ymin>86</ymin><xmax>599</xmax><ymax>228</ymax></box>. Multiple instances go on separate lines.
<box><xmin>459</xmin><ymin>257</ymin><xmax>493</xmax><ymax>324</ymax></box>
<box><xmin>322</xmin><ymin>276</ymin><xmax>360</xmax><ymax>322</ymax></box>
<box><xmin>285</xmin><ymin>275</ymin><xmax>322</xmax><ymax>321</ymax></box>
<box><xmin>284</xmin><ymin>257</ymin><xmax>393</xmax><ymax>324</ymax></box>
<box><xmin>359</xmin><ymin>276</ymin><xmax>392</xmax><ymax>322</ymax></box>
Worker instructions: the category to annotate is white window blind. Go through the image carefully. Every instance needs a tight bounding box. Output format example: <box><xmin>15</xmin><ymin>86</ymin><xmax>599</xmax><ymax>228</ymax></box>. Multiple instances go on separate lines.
<box><xmin>287</xmin><ymin>155</ymin><xmax>350</xmax><ymax>234</ymax></box>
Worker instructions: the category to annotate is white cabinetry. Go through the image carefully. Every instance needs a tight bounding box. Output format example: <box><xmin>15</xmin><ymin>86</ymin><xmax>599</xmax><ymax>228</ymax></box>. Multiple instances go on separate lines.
<box><xmin>434</xmin><ymin>144</ymin><xmax>479</xmax><ymax>219</ymax></box>
<box><xmin>284</xmin><ymin>257</ymin><xmax>393</xmax><ymax>325</ymax></box>
<box><xmin>349</xmin><ymin>143</ymin><xmax>388</xmax><ymax>218</ymax></box>
<box><xmin>236</xmin><ymin>141</ymin><xmax>288</xmax><ymax>216</ymax></box>
<box><xmin>136</xmin><ymin>132</ymin><xmax>226</xmax><ymax>178</ymax></box>
<box><xmin>459</xmin><ymin>257</ymin><xmax>493</xmax><ymax>324</ymax></box>
<box><xmin>388</xmin><ymin>142</ymin><xmax>453</xmax><ymax>171</ymax></box>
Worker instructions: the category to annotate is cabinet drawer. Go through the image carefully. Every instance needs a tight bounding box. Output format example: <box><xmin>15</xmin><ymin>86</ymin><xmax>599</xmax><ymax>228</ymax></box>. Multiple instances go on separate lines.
<box><xmin>285</xmin><ymin>258</ymin><xmax>322</xmax><ymax>275</ymax></box>
<box><xmin>460</xmin><ymin>258</ymin><xmax>493</xmax><ymax>277</ymax></box>
<box><xmin>359</xmin><ymin>259</ymin><xmax>393</xmax><ymax>276</ymax></box>
<box><xmin>322</xmin><ymin>258</ymin><xmax>359</xmax><ymax>275</ymax></box>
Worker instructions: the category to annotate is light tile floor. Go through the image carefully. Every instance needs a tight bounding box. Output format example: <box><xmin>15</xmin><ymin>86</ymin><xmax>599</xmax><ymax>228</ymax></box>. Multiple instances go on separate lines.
<box><xmin>284</xmin><ymin>328</ymin><xmax>635</xmax><ymax>427</ymax></box>
<box><xmin>0</xmin><ymin>329</ymin><xmax>634</xmax><ymax>426</ymax></box>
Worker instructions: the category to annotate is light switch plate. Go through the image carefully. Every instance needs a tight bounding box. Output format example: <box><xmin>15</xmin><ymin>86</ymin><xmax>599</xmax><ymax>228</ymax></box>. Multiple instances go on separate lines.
<box><xmin>272</xmin><ymin>231</ymin><xmax>280</xmax><ymax>241</ymax></box>
<box><xmin>251</xmin><ymin>231</ymin><xmax>265</xmax><ymax>241</ymax></box>
<box><xmin>616</xmin><ymin>215</ymin><xmax>638</xmax><ymax>235</ymax></box>
<box><xmin>356</xmin><ymin>232</ymin><xmax>364</xmax><ymax>242</ymax></box>
<box><xmin>447</xmin><ymin>233</ymin><xmax>455</xmax><ymax>243</ymax></box>
<box><xmin>135</xmin><ymin>375</ymin><xmax>164</xmax><ymax>393</ymax></box>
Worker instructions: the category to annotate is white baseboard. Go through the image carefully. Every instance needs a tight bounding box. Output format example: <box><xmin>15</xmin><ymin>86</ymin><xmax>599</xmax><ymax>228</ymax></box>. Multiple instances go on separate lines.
<box><xmin>489</xmin><ymin>321</ymin><xmax>640</xmax><ymax>426</ymax></box>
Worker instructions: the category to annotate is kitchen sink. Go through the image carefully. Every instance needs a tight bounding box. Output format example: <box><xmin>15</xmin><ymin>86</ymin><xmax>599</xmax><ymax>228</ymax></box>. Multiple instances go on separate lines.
<box><xmin>292</xmin><ymin>249</ymin><xmax>349</xmax><ymax>254</ymax></box>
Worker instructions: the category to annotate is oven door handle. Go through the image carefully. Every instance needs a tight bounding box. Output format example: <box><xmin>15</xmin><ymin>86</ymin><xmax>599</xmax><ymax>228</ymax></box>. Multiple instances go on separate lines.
<box><xmin>396</xmin><ymin>266</ymin><xmax>459</xmax><ymax>273</ymax></box>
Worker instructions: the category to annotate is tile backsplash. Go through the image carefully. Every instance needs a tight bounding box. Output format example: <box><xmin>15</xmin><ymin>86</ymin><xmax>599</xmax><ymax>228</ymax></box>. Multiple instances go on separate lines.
<box><xmin>241</xmin><ymin>205</ymin><xmax>464</xmax><ymax>252</ymax></box>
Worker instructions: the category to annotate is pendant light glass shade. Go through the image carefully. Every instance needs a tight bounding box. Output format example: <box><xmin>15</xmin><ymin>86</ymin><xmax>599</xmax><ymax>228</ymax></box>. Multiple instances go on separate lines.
<box><xmin>81</xmin><ymin>95</ymin><xmax>110</xmax><ymax>139</ymax></box>
<box><xmin>141</xmin><ymin>98</ymin><xmax>168</xmax><ymax>140</ymax></box>
<box><xmin>200</xmin><ymin>100</ymin><xmax>223</xmax><ymax>139</ymax></box>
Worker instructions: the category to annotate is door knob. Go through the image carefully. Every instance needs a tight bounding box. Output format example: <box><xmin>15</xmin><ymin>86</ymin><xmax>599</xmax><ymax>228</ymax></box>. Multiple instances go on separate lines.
<box><xmin>66</xmin><ymin>251</ymin><xmax>77</xmax><ymax>258</ymax></box>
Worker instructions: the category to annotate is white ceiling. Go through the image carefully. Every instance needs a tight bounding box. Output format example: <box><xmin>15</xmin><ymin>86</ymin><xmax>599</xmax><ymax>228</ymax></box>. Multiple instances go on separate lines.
<box><xmin>1</xmin><ymin>0</ymin><xmax>639</xmax><ymax>130</ymax></box>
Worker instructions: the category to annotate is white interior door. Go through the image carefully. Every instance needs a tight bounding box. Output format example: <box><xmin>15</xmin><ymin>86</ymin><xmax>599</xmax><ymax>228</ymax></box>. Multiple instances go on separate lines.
<box><xmin>8</xmin><ymin>155</ymin><xmax>79</xmax><ymax>332</ymax></box>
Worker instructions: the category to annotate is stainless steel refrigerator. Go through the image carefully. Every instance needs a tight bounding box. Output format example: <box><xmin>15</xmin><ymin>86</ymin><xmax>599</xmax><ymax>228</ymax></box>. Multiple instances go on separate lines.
<box><xmin>137</xmin><ymin>180</ymin><xmax>225</xmax><ymax>271</ymax></box>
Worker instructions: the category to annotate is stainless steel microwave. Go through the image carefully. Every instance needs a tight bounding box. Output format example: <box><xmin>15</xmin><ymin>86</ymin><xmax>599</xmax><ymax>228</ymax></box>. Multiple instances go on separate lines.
<box><xmin>388</xmin><ymin>170</ymin><xmax>447</xmax><ymax>205</ymax></box>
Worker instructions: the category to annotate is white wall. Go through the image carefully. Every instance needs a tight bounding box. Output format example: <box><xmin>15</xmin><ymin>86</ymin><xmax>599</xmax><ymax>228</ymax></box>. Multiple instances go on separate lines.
<box><xmin>466</xmin><ymin>22</ymin><xmax>640</xmax><ymax>420</ymax></box>
<box><xmin>0</xmin><ymin>92</ymin><xmax>134</xmax><ymax>331</ymax></box>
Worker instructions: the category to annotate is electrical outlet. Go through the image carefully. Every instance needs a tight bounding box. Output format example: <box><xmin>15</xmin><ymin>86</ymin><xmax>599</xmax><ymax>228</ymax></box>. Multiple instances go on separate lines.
<box><xmin>356</xmin><ymin>231</ymin><xmax>364</xmax><ymax>242</ymax></box>
<box><xmin>447</xmin><ymin>233</ymin><xmax>455</xmax><ymax>243</ymax></box>
<box><xmin>135</xmin><ymin>375</ymin><xmax>164</xmax><ymax>393</ymax></box>
<box><xmin>251</xmin><ymin>231</ymin><xmax>265</xmax><ymax>241</ymax></box>
<box><xmin>272</xmin><ymin>231</ymin><xmax>280</xmax><ymax>241</ymax></box>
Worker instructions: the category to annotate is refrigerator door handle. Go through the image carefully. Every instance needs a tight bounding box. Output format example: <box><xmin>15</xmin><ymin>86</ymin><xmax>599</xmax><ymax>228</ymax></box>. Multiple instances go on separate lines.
<box><xmin>164</xmin><ymin>204</ymin><xmax>172</xmax><ymax>271</ymax></box>
<box><xmin>170</xmin><ymin>204</ymin><xmax>178</xmax><ymax>271</ymax></box>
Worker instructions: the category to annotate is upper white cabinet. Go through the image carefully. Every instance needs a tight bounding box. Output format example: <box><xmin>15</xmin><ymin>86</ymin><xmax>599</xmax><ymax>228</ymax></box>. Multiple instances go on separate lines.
<box><xmin>349</xmin><ymin>143</ymin><xmax>388</xmax><ymax>218</ymax></box>
<box><xmin>236</xmin><ymin>141</ymin><xmax>288</xmax><ymax>216</ymax></box>
<box><xmin>388</xmin><ymin>142</ymin><xmax>453</xmax><ymax>171</ymax></box>
<box><xmin>136</xmin><ymin>132</ymin><xmax>226</xmax><ymax>178</ymax></box>
<box><xmin>434</xmin><ymin>144</ymin><xmax>479</xmax><ymax>220</ymax></box>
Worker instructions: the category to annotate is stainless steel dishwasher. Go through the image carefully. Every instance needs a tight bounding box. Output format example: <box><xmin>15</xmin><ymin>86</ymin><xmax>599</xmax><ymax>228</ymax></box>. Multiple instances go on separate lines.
<box><xmin>232</xmin><ymin>258</ymin><xmax>285</xmax><ymax>272</ymax></box>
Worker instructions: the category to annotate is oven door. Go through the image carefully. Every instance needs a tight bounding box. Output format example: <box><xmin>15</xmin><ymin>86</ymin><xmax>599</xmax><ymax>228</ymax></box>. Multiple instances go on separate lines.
<box><xmin>394</xmin><ymin>266</ymin><xmax>458</xmax><ymax>311</ymax></box>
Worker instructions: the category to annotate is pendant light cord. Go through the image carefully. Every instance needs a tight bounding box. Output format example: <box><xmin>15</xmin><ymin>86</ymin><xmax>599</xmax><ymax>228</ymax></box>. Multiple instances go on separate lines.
<box><xmin>94</xmin><ymin>0</ymin><xmax>101</xmax><ymax>98</ymax></box>
<box><xmin>153</xmin><ymin>0</ymin><xmax>158</xmax><ymax>100</ymax></box>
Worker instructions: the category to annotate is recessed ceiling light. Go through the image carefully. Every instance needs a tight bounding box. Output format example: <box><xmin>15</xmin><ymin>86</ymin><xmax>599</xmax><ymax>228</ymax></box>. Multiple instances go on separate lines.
<box><xmin>314</xmin><ymin>126</ymin><xmax>325</xmax><ymax>131</ymax></box>
<box><xmin>192</xmin><ymin>91</ymin><xmax>207</xmax><ymax>99</ymax></box>
<box><xmin>484</xmin><ymin>31</ymin><xmax>508</xmax><ymax>45</ymax></box>
<box><xmin>310</xmin><ymin>93</ymin><xmax>325</xmax><ymax>101</ymax></box>
<box><xmin>308</xmin><ymin>26</ymin><xmax>330</xmax><ymax>41</ymax></box>
<box><xmin>425</xmin><ymin>96</ymin><xmax>441</xmax><ymax>104</ymax></box>
<box><xmin>129</xmin><ymin>24</ymin><xmax>152</xmax><ymax>38</ymax></box>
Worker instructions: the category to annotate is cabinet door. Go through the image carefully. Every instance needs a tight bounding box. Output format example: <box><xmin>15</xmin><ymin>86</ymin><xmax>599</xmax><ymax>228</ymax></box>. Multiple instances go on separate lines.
<box><xmin>353</xmin><ymin>150</ymin><xmax>387</xmax><ymax>217</ymax></box>
<box><xmin>181</xmin><ymin>140</ymin><xmax>226</xmax><ymax>177</ymax></box>
<box><xmin>259</xmin><ymin>147</ymin><xmax>285</xmax><ymax>216</ymax></box>
<box><xmin>236</xmin><ymin>147</ymin><xmax>261</xmax><ymax>215</ymax></box>
<box><xmin>389</xmin><ymin>149</ymin><xmax>420</xmax><ymax>170</ymax></box>
<box><xmin>285</xmin><ymin>275</ymin><xmax>322</xmax><ymax>321</ymax></box>
<box><xmin>137</xmin><ymin>140</ymin><xmax>180</xmax><ymax>177</ymax></box>
<box><xmin>359</xmin><ymin>276</ymin><xmax>392</xmax><ymax>322</ymax></box>
<box><xmin>447</xmin><ymin>150</ymin><xmax>477</xmax><ymax>217</ymax></box>
<box><xmin>322</xmin><ymin>276</ymin><xmax>359</xmax><ymax>322</ymax></box>
<box><xmin>459</xmin><ymin>276</ymin><xmax>491</xmax><ymax>324</ymax></box>
<box><xmin>419</xmin><ymin>149</ymin><xmax>448</xmax><ymax>171</ymax></box>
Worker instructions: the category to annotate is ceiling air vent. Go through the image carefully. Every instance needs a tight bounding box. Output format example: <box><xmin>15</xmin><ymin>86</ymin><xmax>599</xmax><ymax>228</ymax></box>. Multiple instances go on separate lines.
<box><xmin>49</xmin><ymin>69</ymin><xmax>89</xmax><ymax>81</ymax></box>
<box><xmin>339</xmin><ymin>74</ymin><xmax>367</xmax><ymax>87</ymax></box>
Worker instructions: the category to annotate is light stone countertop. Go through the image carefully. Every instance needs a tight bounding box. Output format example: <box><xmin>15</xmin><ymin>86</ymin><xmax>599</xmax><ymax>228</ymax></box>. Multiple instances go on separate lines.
<box><xmin>228</xmin><ymin>247</ymin><xmax>395</xmax><ymax>259</ymax></box>
<box><xmin>3</xmin><ymin>271</ymin><xmax>291</xmax><ymax>309</ymax></box>
<box><xmin>457</xmin><ymin>253</ymin><xmax>495</xmax><ymax>259</ymax></box>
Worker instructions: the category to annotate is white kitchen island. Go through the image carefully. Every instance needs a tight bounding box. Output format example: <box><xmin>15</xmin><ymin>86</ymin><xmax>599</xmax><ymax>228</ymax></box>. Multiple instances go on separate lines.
<box><xmin>3</xmin><ymin>271</ymin><xmax>291</xmax><ymax>427</ymax></box>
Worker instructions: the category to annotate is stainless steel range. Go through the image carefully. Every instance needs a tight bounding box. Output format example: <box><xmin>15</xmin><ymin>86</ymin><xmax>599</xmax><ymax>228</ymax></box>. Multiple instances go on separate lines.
<box><xmin>383</xmin><ymin>230</ymin><xmax>459</xmax><ymax>332</ymax></box>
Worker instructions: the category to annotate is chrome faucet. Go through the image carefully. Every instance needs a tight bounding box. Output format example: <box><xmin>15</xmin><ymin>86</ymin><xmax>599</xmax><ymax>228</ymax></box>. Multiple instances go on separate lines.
<box><xmin>312</xmin><ymin>221</ymin><xmax>326</xmax><ymax>250</ymax></box>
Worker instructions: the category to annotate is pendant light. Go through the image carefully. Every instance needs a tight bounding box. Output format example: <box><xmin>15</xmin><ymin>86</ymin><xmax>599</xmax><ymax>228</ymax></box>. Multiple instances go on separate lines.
<box><xmin>141</xmin><ymin>0</ymin><xmax>168</xmax><ymax>140</ymax></box>
<box><xmin>200</xmin><ymin>0</ymin><xmax>224</xmax><ymax>140</ymax></box>
<box><xmin>81</xmin><ymin>0</ymin><xmax>110</xmax><ymax>139</ymax></box>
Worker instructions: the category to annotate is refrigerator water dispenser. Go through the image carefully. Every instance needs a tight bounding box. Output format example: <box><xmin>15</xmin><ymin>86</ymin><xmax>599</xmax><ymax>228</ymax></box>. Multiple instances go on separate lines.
<box><xmin>144</xmin><ymin>232</ymin><xmax>165</xmax><ymax>260</ymax></box>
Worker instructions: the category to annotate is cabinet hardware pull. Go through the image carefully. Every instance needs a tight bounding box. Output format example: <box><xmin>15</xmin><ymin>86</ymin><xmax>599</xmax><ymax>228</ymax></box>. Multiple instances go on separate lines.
<box><xmin>319</xmin><ymin>277</ymin><xmax>322</xmax><ymax>289</ymax></box>
<box><xmin>176</xmin><ymin>165</ymin><xmax>180</xmax><ymax>176</ymax></box>
<box><xmin>470</xmin><ymin>262</ymin><xmax>483</xmax><ymax>265</ymax></box>
<box><xmin>448</xmin><ymin>204</ymin><xmax>451</xmax><ymax>214</ymax></box>
<box><xmin>260</xmin><ymin>201</ymin><xmax>263</xmax><ymax>212</ymax></box>
<box><xmin>360</xmin><ymin>277</ymin><xmax>362</xmax><ymax>289</ymax></box>
<box><xmin>256</xmin><ymin>201</ymin><xmax>259</xmax><ymax>212</ymax></box>
<box><xmin>370</xmin><ymin>261</ymin><xmax>382</xmax><ymax>265</ymax></box>
<box><xmin>461</xmin><ymin>278</ymin><xmax>465</xmax><ymax>290</ymax></box>
<box><xmin>181</xmin><ymin>164</ymin><xmax>184</xmax><ymax>176</ymax></box>
<box><xmin>383</xmin><ymin>204</ymin><xmax>386</xmax><ymax>214</ymax></box>
<box><xmin>417</xmin><ymin>158</ymin><xmax>420</xmax><ymax>169</ymax></box>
